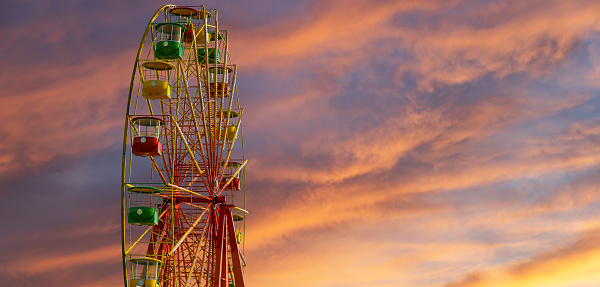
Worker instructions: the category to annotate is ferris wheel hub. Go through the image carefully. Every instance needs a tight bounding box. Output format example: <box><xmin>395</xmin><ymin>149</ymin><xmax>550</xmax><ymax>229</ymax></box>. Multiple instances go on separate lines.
<box><xmin>211</xmin><ymin>196</ymin><xmax>226</xmax><ymax>204</ymax></box>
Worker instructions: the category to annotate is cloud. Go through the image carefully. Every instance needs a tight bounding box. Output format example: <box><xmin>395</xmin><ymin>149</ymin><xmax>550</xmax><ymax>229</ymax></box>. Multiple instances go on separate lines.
<box><xmin>231</xmin><ymin>0</ymin><xmax>451</xmax><ymax>68</ymax></box>
<box><xmin>244</xmin><ymin>89</ymin><xmax>600</xmax><ymax>250</ymax></box>
<box><xmin>0</xmin><ymin>52</ymin><xmax>131</xmax><ymax>175</ymax></box>
<box><xmin>4</xmin><ymin>1</ymin><xmax>600</xmax><ymax>287</ymax></box>
<box><xmin>392</xmin><ymin>0</ymin><xmax>600</xmax><ymax>91</ymax></box>
<box><xmin>244</xmin><ymin>167</ymin><xmax>600</xmax><ymax>286</ymax></box>
<box><xmin>234</xmin><ymin>2</ymin><xmax>600</xmax><ymax>264</ymax></box>
<box><xmin>444</xmin><ymin>227</ymin><xmax>600</xmax><ymax>287</ymax></box>
<box><xmin>240</xmin><ymin>0</ymin><xmax>600</xmax><ymax>189</ymax></box>
<box><xmin>0</xmin><ymin>244</ymin><xmax>121</xmax><ymax>275</ymax></box>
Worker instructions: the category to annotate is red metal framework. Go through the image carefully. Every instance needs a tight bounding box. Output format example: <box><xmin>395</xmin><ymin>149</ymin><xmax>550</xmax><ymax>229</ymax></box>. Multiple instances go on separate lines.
<box><xmin>121</xmin><ymin>5</ymin><xmax>247</xmax><ymax>287</ymax></box>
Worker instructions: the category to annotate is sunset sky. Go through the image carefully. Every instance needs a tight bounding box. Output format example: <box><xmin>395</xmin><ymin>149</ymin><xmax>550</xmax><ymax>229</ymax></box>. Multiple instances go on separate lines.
<box><xmin>2</xmin><ymin>0</ymin><xmax>600</xmax><ymax>286</ymax></box>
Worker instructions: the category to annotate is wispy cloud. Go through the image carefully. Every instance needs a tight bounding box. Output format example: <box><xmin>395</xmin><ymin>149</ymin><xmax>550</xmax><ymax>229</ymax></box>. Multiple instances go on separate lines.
<box><xmin>444</xmin><ymin>227</ymin><xmax>600</xmax><ymax>287</ymax></box>
<box><xmin>3</xmin><ymin>0</ymin><xmax>600</xmax><ymax>286</ymax></box>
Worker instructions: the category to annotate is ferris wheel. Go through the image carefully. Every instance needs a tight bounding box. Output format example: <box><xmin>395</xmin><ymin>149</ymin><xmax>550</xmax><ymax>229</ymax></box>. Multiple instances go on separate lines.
<box><xmin>120</xmin><ymin>5</ymin><xmax>247</xmax><ymax>287</ymax></box>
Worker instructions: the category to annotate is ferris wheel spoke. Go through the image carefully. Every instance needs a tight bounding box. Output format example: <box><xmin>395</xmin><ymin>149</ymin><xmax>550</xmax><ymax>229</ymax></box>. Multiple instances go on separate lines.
<box><xmin>169</xmin><ymin>206</ymin><xmax>210</xmax><ymax>256</ymax></box>
<box><xmin>149</xmin><ymin>156</ymin><xmax>168</xmax><ymax>184</ymax></box>
<box><xmin>169</xmin><ymin>115</ymin><xmax>205</xmax><ymax>175</ymax></box>
<box><xmin>178</xmin><ymin>65</ymin><xmax>208</xmax><ymax>159</ymax></box>
<box><xmin>216</xmin><ymin>159</ymin><xmax>247</xmax><ymax>197</ymax></box>
<box><xmin>192</xmin><ymin>209</ymin><xmax>215</xmax><ymax>285</ymax></box>
<box><xmin>125</xmin><ymin>224</ymin><xmax>155</xmax><ymax>255</ymax></box>
<box><xmin>187</xmin><ymin>225</ymin><xmax>211</xmax><ymax>284</ymax></box>
<box><xmin>125</xmin><ymin>206</ymin><xmax>170</xmax><ymax>255</ymax></box>
<box><xmin>162</xmin><ymin>206</ymin><xmax>212</xmax><ymax>285</ymax></box>
<box><xmin>165</xmin><ymin>183</ymin><xmax>212</xmax><ymax>200</ymax></box>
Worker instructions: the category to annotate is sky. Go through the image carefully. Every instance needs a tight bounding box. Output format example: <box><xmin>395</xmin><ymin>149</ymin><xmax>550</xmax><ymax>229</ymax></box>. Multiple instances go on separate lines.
<box><xmin>1</xmin><ymin>0</ymin><xmax>600</xmax><ymax>286</ymax></box>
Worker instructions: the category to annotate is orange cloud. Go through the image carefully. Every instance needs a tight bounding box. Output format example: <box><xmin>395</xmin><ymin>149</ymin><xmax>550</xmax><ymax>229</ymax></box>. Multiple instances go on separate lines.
<box><xmin>0</xmin><ymin>244</ymin><xmax>121</xmax><ymax>275</ymax></box>
<box><xmin>230</xmin><ymin>0</ymin><xmax>600</xmax><ymax>91</ymax></box>
<box><xmin>249</xmin><ymin>88</ymin><xmax>593</xmax><ymax>185</ymax></box>
<box><xmin>246</xmin><ymin>226</ymin><xmax>485</xmax><ymax>287</ymax></box>
<box><xmin>444</xmin><ymin>227</ymin><xmax>600</xmax><ymax>287</ymax></box>
<box><xmin>243</xmin><ymin>88</ymin><xmax>600</xmax><ymax>260</ymax></box>
<box><xmin>246</xmin><ymin>140</ymin><xmax>600</xmax><ymax>249</ymax></box>
<box><xmin>392</xmin><ymin>1</ymin><xmax>600</xmax><ymax>91</ymax></box>
<box><xmin>231</xmin><ymin>0</ymin><xmax>453</xmax><ymax>68</ymax></box>
<box><xmin>0</xmin><ymin>51</ymin><xmax>133</xmax><ymax>174</ymax></box>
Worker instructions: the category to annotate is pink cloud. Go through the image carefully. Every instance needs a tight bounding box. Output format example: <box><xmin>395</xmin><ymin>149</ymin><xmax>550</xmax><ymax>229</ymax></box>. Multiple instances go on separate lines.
<box><xmin>0</xmin><ymin>244</ymin><xmax>121</xmax><ymax>275</ymax></box>
<box><xmin>0</xmin><ymin>51</ymin><xmax>133</xmax><ymax>174</ymax></box>
<box><xmin>243</xmin><ymin>89</ymin><xmax>600</xmax><ymax>255</ymax></box>
<box><xmin>231</xmin><ymin>0</ymin><xmax>451</xmax><ymax>69</ymax></box>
